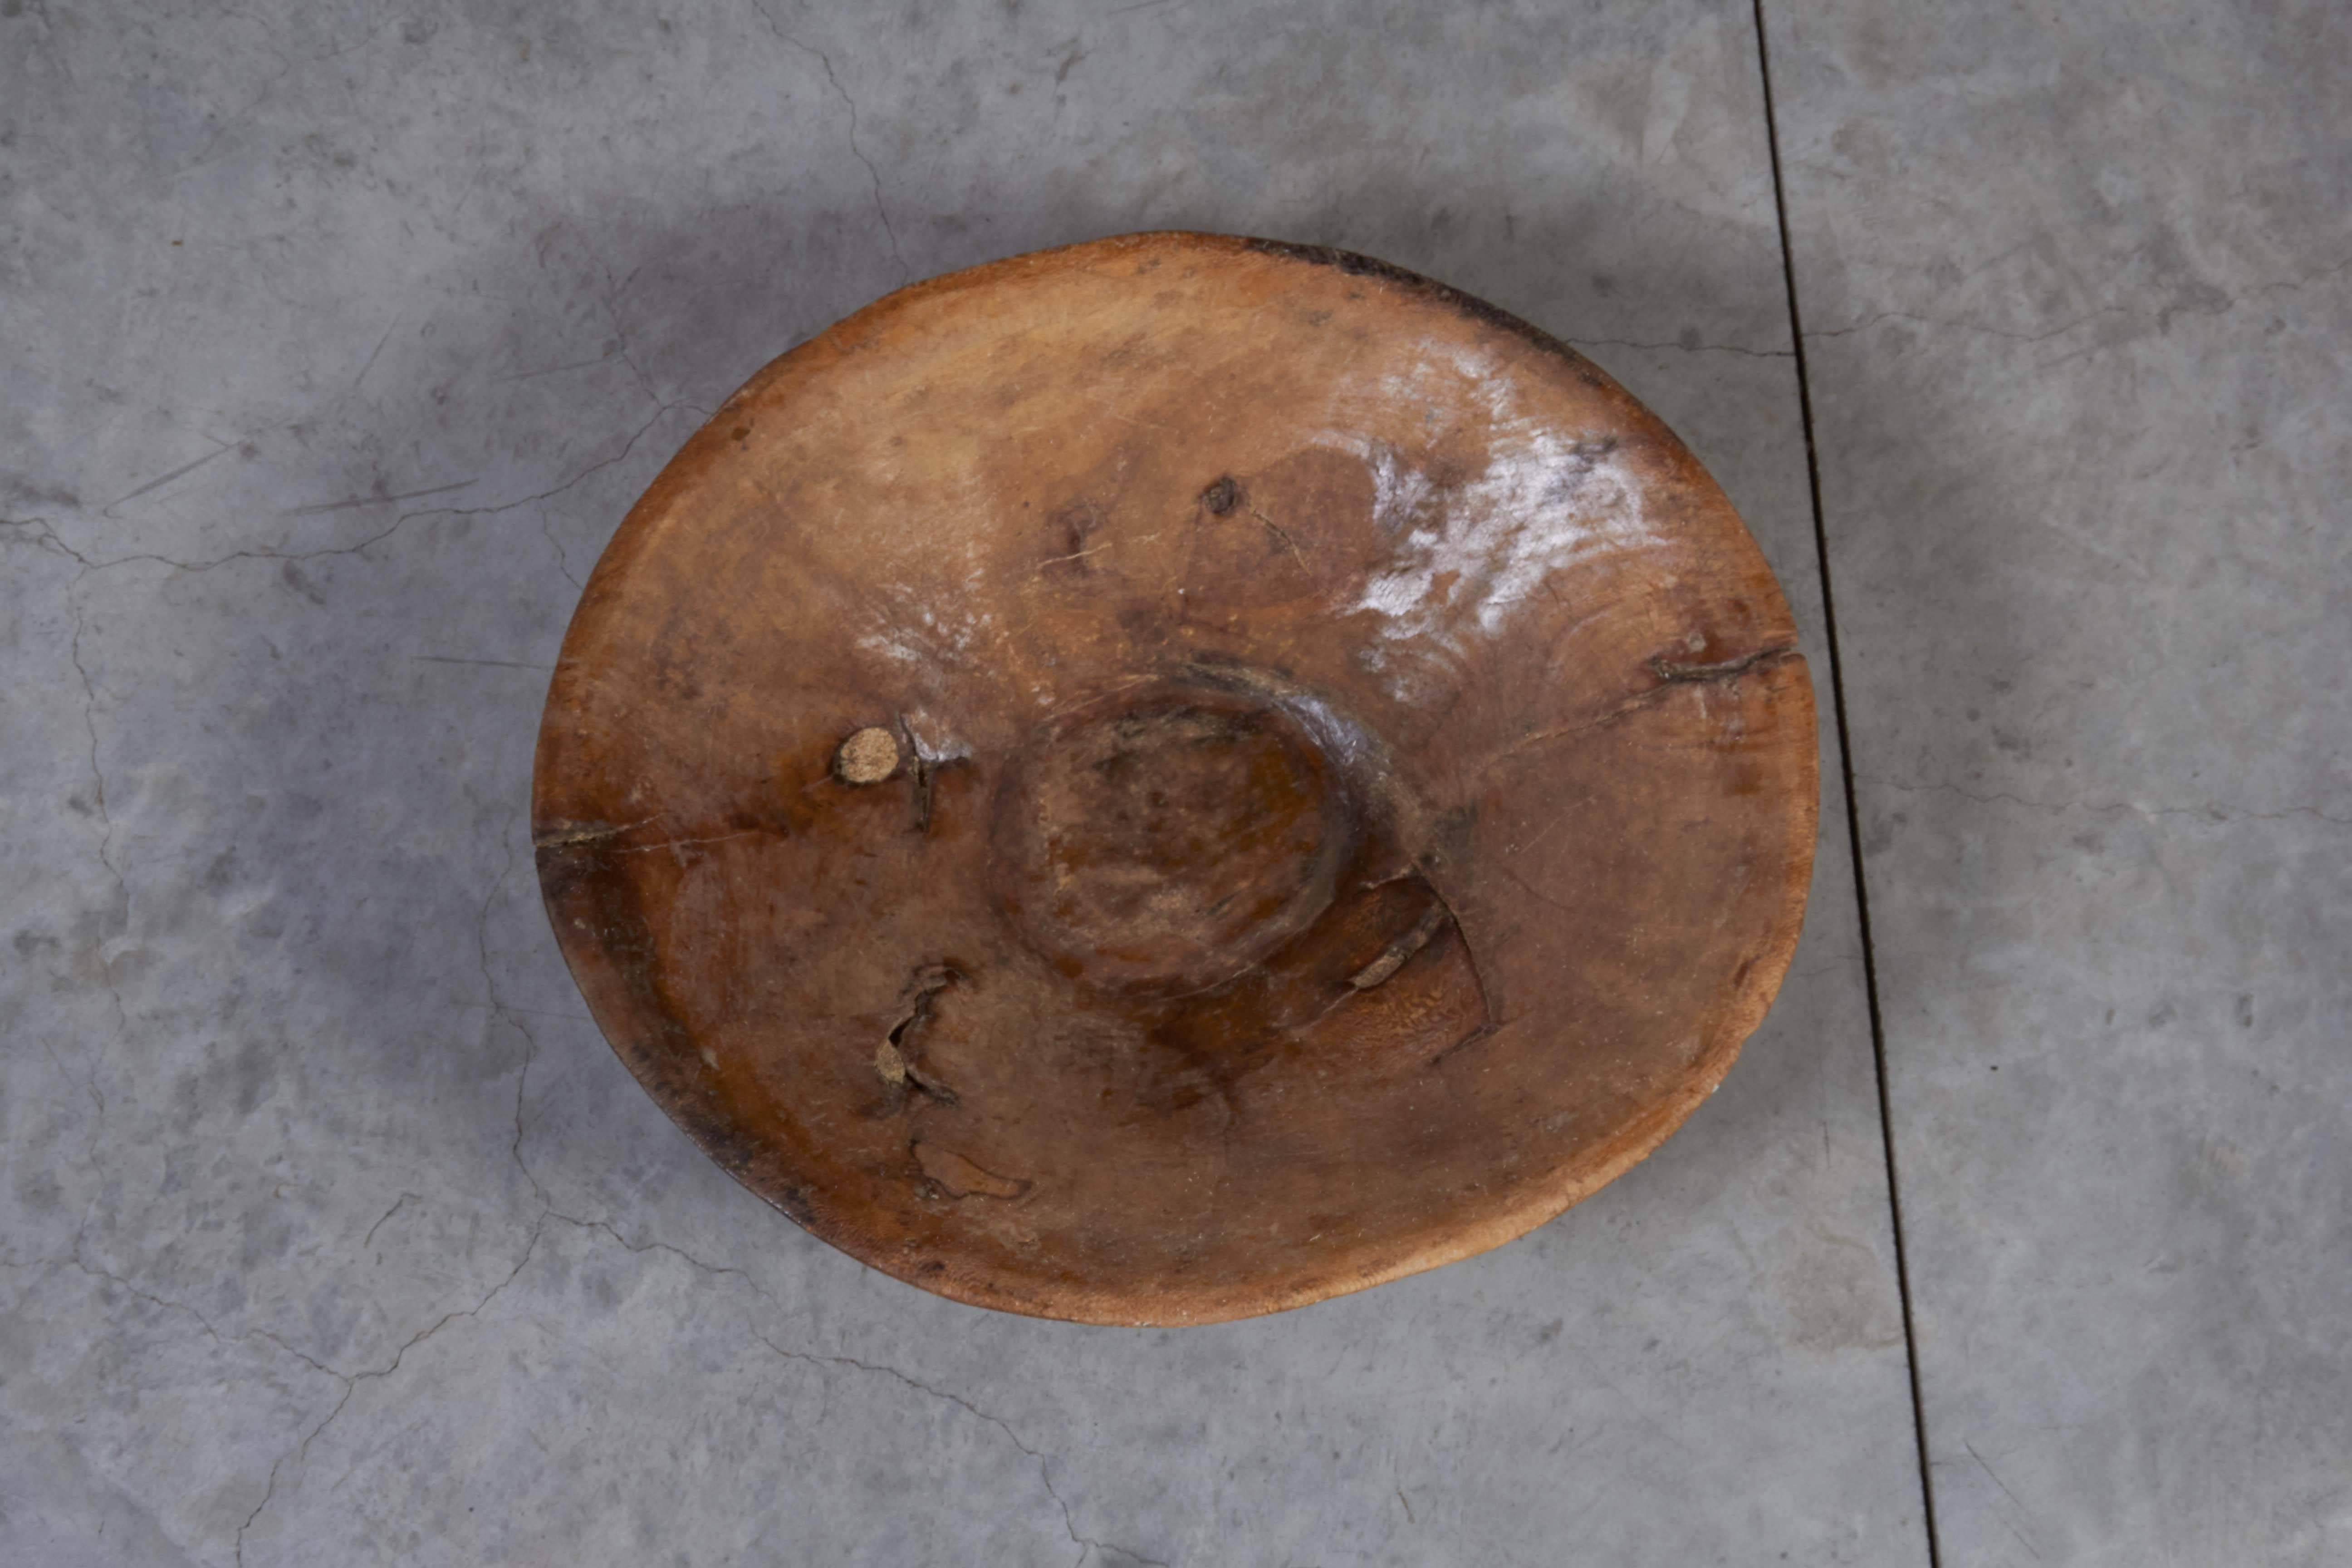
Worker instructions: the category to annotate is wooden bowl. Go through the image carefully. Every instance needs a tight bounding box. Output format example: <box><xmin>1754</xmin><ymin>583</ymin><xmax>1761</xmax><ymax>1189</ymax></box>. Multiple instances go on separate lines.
<box><xmin>533</xmin><ymin>233</ymin><xmax>1817</xmax><ymax>1324</ymax></box>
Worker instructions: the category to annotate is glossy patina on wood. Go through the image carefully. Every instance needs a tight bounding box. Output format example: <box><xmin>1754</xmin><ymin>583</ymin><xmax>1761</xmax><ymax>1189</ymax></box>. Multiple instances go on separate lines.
<box><xmin>532</xmin><ymin>233</ymin><xmax>1818</xmax><ymax>1324</ymax></box>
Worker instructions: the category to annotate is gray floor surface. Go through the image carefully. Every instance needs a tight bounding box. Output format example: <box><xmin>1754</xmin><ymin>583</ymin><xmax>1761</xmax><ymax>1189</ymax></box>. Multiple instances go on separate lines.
<box><xmin>1</xmin><ymin>2</ymin><xmax>2342</xmax><ymax>1565</ymax></box>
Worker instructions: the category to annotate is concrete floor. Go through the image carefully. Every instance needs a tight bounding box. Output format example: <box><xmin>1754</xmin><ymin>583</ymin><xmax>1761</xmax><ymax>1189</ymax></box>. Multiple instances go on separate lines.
<box><xmin>1</xmin><ymin>2</ymin><xmax>2342</xmax><ymax>1564</ymax></box>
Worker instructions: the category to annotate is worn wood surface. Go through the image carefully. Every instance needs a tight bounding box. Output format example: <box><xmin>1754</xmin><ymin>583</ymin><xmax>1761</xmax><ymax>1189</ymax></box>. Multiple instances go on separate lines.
<box><xmin>532</xmin><ymin>232</ymin><xmax>1818</xmax><ymax>1324</ymax></box>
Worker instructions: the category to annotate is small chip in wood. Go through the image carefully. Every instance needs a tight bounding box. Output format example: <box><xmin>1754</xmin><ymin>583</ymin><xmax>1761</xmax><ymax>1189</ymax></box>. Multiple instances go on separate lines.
<box><xmin>834</xmin><ymin>726</ymin><xmax>900</xmax><ymax>784</ymax></box>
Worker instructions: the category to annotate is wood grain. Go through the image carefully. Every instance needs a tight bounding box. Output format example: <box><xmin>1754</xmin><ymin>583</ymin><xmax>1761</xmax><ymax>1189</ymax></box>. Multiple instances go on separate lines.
<box><xmin>532</xmin><ymin>232</ymin><xmax>1818</xmax><ymax>1324</ymax></box>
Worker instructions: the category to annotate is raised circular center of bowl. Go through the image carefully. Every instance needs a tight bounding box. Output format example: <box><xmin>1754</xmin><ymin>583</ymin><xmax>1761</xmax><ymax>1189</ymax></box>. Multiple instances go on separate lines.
<box><xmin>992</xmin><ymin>683</ymin><xmax>1349</xmax><ymax>992</ymax></box>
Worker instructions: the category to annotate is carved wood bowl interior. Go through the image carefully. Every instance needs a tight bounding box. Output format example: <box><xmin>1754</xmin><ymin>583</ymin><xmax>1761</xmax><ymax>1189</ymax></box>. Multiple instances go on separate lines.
<box><xmin>532</xmin><ymin>232</ymin><xmax>1818</xmax><ymax>1325</ymax></box>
